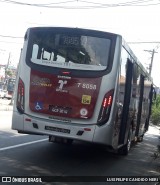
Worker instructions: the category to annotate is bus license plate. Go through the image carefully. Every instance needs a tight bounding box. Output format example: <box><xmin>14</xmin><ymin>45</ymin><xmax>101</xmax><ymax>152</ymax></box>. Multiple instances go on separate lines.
<box><xmin>45</xmin><ymin>126</ymin><xmax>70</xmax><ymax>134</ymax></box>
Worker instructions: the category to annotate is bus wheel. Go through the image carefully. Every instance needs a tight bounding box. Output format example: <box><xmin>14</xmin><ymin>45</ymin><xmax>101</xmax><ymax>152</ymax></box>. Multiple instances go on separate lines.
<box><xmin>49</xmin><ymin>136</ymin><xmax>73</xmax><ymax>145</ymax></box>
<box><xmin>118</xmin><ymin>129</ymin><xmax>132</xmax><ymax>155</ymax></box>
<box><xmin>137</xmin><ymin>135</ymin><xmax>144</xmax><ymax>142</ymax></box>
<box><xmin>65</xmin><ymin>139</ymin><xmax>73</xmax><ymax>145</ymax></box>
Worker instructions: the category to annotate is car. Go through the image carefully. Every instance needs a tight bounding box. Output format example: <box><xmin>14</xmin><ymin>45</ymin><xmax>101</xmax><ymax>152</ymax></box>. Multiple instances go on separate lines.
<box><xmin>0</xmin><ymin>89</ymin><xmax>6</xmax><ymax>98</ymax></box>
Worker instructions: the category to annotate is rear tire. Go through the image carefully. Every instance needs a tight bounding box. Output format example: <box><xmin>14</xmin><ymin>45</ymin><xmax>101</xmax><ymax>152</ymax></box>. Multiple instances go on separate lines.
<box><xmin>137</xmin><ymin>135</ymin><xmax>144</xmax><ymax>142</ymax></box>
<box><xmin>49</xmin><ymin>136</ymin><xmax>73</xmax><ymax>145</ymax></box>
<box><xmin>65</xmin><ymin>139</ymin><xmax>73</xmax><ymax>145</ymax></box>
<box><xmin>118</xmin><ymin>129</ymin><xmax>132</xmax><ymax>155</ymax></box>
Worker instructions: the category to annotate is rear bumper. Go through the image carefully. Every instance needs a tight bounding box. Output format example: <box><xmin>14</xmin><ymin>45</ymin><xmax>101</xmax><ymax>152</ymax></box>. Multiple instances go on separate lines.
<box><xmin>12</xmin><ymin>111</ymin><xmax>114</xmax><ymax>147</ymax></box>
<box><xmin>12</xmin><ymin>111</ymin><xmax>96</xmax><ymax>143</ymax></box>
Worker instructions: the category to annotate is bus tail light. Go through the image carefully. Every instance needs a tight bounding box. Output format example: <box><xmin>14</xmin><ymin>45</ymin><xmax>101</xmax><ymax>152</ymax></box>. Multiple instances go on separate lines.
<box><xmin>16</xmin><ymin>78</ymin><xmax>25</xmax><ymax>113</ymax></box>
<box><xmin>98</xmin><ymin>89</ymin><xmax>114</xmax><ymax>125</ymax></box>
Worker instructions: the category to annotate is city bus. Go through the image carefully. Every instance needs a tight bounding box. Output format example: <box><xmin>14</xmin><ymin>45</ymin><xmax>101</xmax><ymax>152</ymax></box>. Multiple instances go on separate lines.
<box><xmin>12</xmin><ymin>27</ymin><xmax>154</xmax><ymax>155</ymax></box>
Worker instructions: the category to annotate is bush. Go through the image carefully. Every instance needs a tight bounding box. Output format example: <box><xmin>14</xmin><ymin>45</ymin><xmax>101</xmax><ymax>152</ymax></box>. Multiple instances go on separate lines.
<box><xmin>151</xmin><ymin>107</ymin><xmax>160</xmax><ymax>125</ymax></box>
<box><xmin>151</xmin><ymin>95</ymin><xmax>160</xmax><ymax>126</ymax></box>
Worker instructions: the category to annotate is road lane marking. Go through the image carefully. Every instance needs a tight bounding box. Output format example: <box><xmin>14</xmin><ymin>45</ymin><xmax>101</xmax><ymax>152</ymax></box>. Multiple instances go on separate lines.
<box><xmin>10</xmin><ymin>135</ymin><xmax>28</xmax><ymax>137</ymax></box>
<box><xmin>0</xmin><ymin>138</ymin><xmax>48</xmax><ymax>151</ymax></box>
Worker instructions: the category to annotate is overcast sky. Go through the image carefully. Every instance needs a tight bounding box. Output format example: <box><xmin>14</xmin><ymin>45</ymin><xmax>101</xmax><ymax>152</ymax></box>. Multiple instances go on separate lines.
<box><xmin>0</xmin><ymin>0</ymin><xmax>160</xmax><ymax>86</ymax></box>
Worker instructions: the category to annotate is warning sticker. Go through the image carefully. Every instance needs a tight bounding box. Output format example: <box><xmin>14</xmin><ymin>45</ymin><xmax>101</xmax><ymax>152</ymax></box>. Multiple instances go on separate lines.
<box><xmin>81</xmin><ymin>95</ymin><xmax>91</xmax><ymax>104</ymax></box>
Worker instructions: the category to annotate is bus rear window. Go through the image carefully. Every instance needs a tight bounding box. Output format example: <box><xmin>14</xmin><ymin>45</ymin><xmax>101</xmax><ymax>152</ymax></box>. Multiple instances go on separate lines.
<box><xmin>27</xmin><ymin>30</ymin><xmax>111</xmax><ymax>71</ymax></box>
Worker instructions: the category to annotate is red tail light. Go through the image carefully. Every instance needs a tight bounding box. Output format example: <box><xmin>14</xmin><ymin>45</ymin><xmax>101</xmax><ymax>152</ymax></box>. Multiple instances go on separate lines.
<box><xmin>103</xmin><ymin>95</ymin><xmax>112</xmax><ymax>107</ymax></box>
<box><xmin>16</xmin><ymin>78</ymin><xmax>25</xmax><ymax>113</ymax></box>
<box><xmin>98</xmin><ymin>89</ymin><xmax>114</xmax><ymax>125</ymax></box>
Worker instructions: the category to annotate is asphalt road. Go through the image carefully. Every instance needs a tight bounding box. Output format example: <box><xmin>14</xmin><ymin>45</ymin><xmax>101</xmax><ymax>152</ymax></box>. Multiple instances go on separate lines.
<box><xmin>0</xmin><ymin>109</ymin><xmax>159</xmax><ymax>185</ymax></box>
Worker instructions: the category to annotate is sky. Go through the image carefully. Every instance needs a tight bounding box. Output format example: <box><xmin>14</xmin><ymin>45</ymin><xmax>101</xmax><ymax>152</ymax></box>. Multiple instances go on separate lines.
<box><xmin>0</xmin><ymin>0</ymin><xmax>160</xmax><ymax>86</ymax></box>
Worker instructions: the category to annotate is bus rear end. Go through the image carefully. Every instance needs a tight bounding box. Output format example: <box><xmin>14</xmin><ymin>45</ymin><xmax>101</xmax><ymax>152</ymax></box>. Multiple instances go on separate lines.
<box><xmin>12</xmin><ymin>27</ymin><xmax>121</xmax><ymax>147</ymax></box>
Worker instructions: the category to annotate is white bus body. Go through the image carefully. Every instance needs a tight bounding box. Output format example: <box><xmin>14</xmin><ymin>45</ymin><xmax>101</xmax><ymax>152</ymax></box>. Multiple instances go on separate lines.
<box><xmin>12</xmin><ymin>27</ymin><xmax>153</xmax><ymax>155</ymax></box>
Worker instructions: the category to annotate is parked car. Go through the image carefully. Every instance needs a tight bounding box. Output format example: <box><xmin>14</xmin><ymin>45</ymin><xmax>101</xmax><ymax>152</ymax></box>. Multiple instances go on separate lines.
<box><xmin>0</xmin><ymin>89</ymin><xmax>6</xmax><ymax>98</ymax></box>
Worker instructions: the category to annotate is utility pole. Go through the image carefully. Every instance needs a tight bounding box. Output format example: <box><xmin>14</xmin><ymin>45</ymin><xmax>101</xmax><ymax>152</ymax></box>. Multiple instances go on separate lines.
<box><xmin>5</xmin><ymin>52</ymin><xmax>11</xmax><ymax>89</ymax></box>
<box><xmin>149</xmin><ymin>49</ymin><xmax>155</xmax><ymax>76</ymax></box>
<box><xmin>144</xmin><ymin>49</ymin><xmax>158</xmax><ymax>76</ymax></box>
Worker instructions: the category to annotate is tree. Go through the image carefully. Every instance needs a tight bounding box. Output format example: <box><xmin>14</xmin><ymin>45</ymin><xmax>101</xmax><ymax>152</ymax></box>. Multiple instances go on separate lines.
<box><xmin>151</xmin><ymin>95</ymin><xmax>160</xmax><ymax>163</ymax></box>
<box><xmin>6</xmin><ymin>69</ymin><xmax>13</xmax><ymax>78</ymax></box>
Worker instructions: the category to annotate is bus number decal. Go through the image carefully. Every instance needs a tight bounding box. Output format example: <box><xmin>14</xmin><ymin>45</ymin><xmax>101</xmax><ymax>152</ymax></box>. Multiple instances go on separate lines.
<box><xmin>77</xmin><ymin>83</ymin><xmax>96</xmax><ymax>90</ymax></box>
<box><xmin>81</xmin><ymin>95</ymin><xmax>91</xmax><ymax>104</ymax></box>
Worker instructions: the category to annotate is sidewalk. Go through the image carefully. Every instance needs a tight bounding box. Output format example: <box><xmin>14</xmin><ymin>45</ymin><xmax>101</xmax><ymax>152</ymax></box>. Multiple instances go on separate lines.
<box><xmin>150</xmin><ymin>122</ymin><xmax>160</xmax><ymax>134</ymax></box>
<box><xmin>0</xmin><ymin>99</ymin><xmax>13</xmax><ymax>111</ymax></box>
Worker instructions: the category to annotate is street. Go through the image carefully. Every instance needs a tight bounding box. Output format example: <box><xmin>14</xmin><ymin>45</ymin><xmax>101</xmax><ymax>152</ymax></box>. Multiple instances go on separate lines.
<box><xmin>0</xmin><ymin>103</ymin><xmax>160</xmax><ymax>185</ymax></box>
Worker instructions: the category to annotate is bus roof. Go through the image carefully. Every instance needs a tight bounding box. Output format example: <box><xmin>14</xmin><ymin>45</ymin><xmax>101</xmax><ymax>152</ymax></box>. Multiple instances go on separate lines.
<box><xmin>26</xmin><ymin>26</ymin><xmax>121</xmax><ymax>38</ymax></box>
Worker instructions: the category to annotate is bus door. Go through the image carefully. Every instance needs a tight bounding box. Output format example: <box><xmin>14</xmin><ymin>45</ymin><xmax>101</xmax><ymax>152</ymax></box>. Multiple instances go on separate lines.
<box><xmin>145</xmin><ymin>84</ymin><xmax>155</xmax><ymax>131</ymax></box>
<box><xmin>144</xmin><ymin>84</ymin><xmax>153</xmax><ymax>131</ymax></box>
<box><xmin>118</xmin><ymin>59</ymin><xmax>133</xmax><ymax>145</ymax></box>
<box><xmin>135</xmin><ymin>74</ymin><xmax>144</xmax><ymax>138</ymax></box>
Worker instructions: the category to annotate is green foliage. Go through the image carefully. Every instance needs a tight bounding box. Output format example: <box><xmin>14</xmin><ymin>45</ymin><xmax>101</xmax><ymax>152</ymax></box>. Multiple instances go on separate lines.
<box><xmin>151</xmin><ymin>95</ymin><xmax>160</xmax><ymax>126</ymax></box>
<box><xmin>6</xmin><ymin>70</ymin><xmax>13</xmax><ymax>77</ymax></box>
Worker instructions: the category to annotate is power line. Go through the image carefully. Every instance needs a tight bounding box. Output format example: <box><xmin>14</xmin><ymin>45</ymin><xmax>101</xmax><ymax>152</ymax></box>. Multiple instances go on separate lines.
<box><xmin>0</xmin><ymin>34</ymin><xmax>23</xmax><ymax>39</ymax></box>
<box><xmin>0</xmin><ymin>33</ymin><xmax>159</xmax><ymax>45</ymax></box>
<box><xmin>0</xmin><ymin>40</ymin><xmax>23</xmax><ymax>44</ymax></box>
<box><xmin>0</xmin><ymin>0</ymin><xmax>76</xmax><ymax>7</ymax></box>
<box><xmin>0</xmin><ymin>34</ymin><xmax>23</xmax><ymax>44</ymax></box>
<box><xmin>80</xmin><ymin>0</ymin><xmax>155</xmax><ymax>6</ymax></box>
<box><xmin>0</xmin><ymin>0</ymin><xmax>160</xmax><ymax>9</ymax></box>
